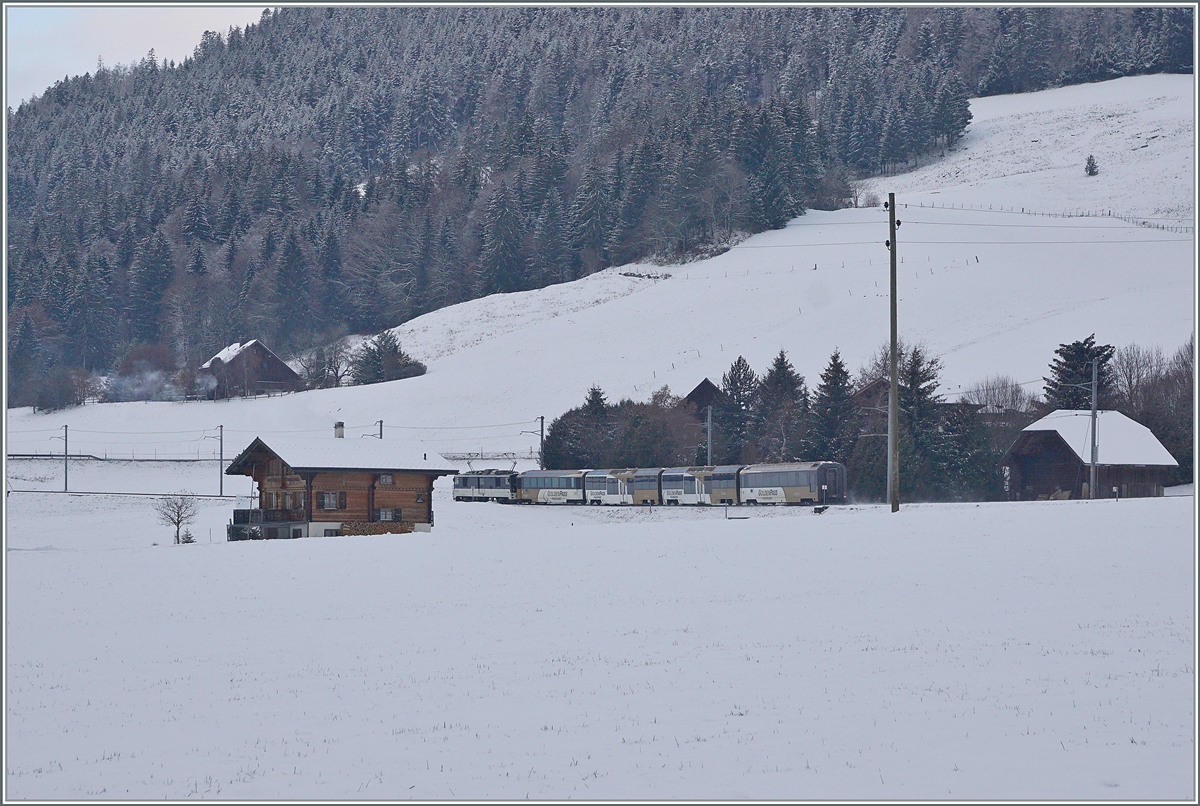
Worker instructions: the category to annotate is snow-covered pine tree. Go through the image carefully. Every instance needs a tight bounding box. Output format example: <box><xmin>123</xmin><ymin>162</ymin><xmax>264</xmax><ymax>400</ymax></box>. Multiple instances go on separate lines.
<box><xmin>808</xmin><ymin>349</ymin><xmax>857</xmax><ymax>465</ymax></box>
<box><xmin>1043</xmin><ymin>334</ymin><xmax>1116</xmax><ymax>410</ymax></box>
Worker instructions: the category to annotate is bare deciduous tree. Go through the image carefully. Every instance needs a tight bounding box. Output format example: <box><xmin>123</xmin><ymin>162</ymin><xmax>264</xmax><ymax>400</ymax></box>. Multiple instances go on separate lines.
<box><xmin>154</xmin><ymin>492</ymin><xmax>199</xmax><ymax>545</ymax></box>
<box><xmin>1113</xmin><ymin>342</ymin><xmax>1168</xmax><ymax>415</ymax></box>
<box><xmin>960</xmin><ymin>374</ymin><xmax>1039</xmax><ymax>415</ymax></box>
<box><xmin>296</xmin><ymin>338</ymin><xmax>352</xmax><ymax>389</ymax></box>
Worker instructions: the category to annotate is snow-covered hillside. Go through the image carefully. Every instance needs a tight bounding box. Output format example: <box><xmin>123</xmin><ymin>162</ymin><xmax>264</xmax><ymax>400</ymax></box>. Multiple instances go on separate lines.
<box><xmin>6</xmin><ymin>75</ymin><xmax>1194</xmax><ymax>463</ymax></box>
<box><xmin>859</xmin><ymin>74</ymin><xmax>1194</xmax><ymax>224</ymax></box>
<box><xmin>4</xmin><ymin>75</ymin><xmax>1196</xmax><ymax>801</ymax></box>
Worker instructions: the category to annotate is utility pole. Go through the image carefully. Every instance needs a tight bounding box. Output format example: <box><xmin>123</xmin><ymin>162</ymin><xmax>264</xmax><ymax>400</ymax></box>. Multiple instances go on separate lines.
<box><xmin>886</xmin><ymin>193</ymin><xmax>900</xmax><ymax>513</ymax></box>
<box><xmin>206</xmin><ymin>425</ymin><xmax>225</xmax><ymax>495</ymax></box>
<box><xmin>63</xmin><ymin>425</ymin><xmax>68</xmax><ymax>492</ymax></box>
<box><xmin>1090</xmin><ymin>358</ymin><xmax>1098</xmax><ymax>499</ymax></box>
<box><xmin>377</xmin><ymin>419</ymin><xmax>384</xmax><ymax>439</ymax></box>
<box><xmin>706</xmin><ymin>405</ymin><xmax>713</xmax><ymax>466</ymax></box>
<box><xmin>539</xmin><ymin>416</ymin><xmax>545</xmax><ymax>470</ymax></box>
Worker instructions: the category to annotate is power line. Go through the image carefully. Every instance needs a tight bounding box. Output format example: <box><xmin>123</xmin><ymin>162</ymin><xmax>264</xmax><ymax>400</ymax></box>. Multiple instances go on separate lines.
<box><xmin>733</xmin><ymin>240</ymin><xmax>894</xmax><ymax>249</ymax></box>
<box><xmin>905</xmin><ymin>204</ymin><xmax>1195</xmax><ymax>220</ymax></box>
<box><xmin>904</xmin><ymin>238</ymin><xmax>1189</xmax><ymax>244</ymax></box>
<box><xmin>897</xmin><ymin>219</ymin><xmax>1183</xmax><ymax>230</ymax></box>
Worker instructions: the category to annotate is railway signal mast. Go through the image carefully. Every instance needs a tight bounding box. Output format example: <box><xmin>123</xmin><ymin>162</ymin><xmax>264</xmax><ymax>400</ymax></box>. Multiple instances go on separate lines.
<box><xmin>884</xmin><ymin>194</ymin><xmax>901</xmax><ymax>512</ymax></box>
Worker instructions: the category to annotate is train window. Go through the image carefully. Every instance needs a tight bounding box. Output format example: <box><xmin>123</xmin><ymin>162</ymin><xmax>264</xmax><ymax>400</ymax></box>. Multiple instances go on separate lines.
<box><xmin>662</xmin><ymin>475</ymin><xmax>683</xmax><ymax>484</ymax></box>
<box><xmin>684</xmin><ymin>477</ymin><xmax>696</xmax><ymax>494</ymax></box>
<box><xmin>607</xmin><ymin>479</ymin><xmax>620</xmax><ymax>495</ymax></box>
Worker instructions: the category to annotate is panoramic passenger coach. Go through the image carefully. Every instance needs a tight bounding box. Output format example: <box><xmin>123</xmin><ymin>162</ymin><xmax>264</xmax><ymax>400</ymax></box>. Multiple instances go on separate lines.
<box><xmin>452</xmin><ymin>461</ymin><xmax>847</xmax><ymax>507</ymax></box>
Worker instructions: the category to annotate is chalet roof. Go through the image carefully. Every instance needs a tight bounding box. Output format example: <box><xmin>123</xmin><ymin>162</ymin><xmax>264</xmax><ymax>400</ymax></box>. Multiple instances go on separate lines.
<box><xmin>1009</xmin><ymin>410</ymin><xmax>1178</xmax><ymax>467</ymax></box>
<box><xmin>201</xmin><ymin>339</ymin><xmax>262</xmax><ymax>369</ymax></box>
<box><xmin>685</xmin><ymin>378</ymin><xmax>721</xmax><ymax>410</ymax></box>
<box><xmin>226</xmin><ymin>436</ymin><xmax>459</xmax><ymax>476</ymax></box>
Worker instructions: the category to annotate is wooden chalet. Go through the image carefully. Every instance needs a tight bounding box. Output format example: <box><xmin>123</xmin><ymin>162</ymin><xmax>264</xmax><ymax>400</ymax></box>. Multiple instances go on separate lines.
<box><xmin>199</xmin><ymin>340</ymin><xmax>304</xmax><ymax>399</ymax></box>
<box><xmin>224</xmin><ymin>435</ymin><xmax>458</xmax><ymax>540</ymax></box>
<box><xmin>1003</xmin><ymin>410</ymin><xmax>1178</xmax><ymax>500</ymax></box>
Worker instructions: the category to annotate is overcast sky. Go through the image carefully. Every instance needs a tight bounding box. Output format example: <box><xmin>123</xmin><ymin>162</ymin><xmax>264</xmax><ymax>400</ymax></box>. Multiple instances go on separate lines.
<box><xmin>5</xmin><ymin>5</ymin><xmax>270</xmax><ymax>106</ymax></box>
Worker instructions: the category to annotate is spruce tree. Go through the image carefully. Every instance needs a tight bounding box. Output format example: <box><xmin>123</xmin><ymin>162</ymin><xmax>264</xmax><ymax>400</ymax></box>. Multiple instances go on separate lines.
<box><xmin>128</xmin><ymin>230</ymin><xmax>175</xmax><ymax>342</ymax></box>
<box><xmin>182</xmin><ymin>192</ymin><xmax>212</xmax><ymax>242</ymax></box>
<box><xmin>808</xmin><ymin>349</ymin><xmax>857</xmax><ymax>464</ymax></box>
<box><xmin>479</xmin><ymin>181</ymin><xmax>525</xmax><ymax>294</ymax></box>
<box><xmin>717</xmin><ymin>355</ymin><xmax>759</xmax><ymax>462</ymax></box>
<box><xmin>753</xmin><ymin>349</ymin><xmax>809</xmax><ymax>461</ymax></box>
<box><xmin>1043</xmin><ymin>334</ymin><xmax>1116</xmax><ymax>410</ymax></box>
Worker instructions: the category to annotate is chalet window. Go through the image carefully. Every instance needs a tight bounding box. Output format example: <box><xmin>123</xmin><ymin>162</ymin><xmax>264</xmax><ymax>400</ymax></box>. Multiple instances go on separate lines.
<box><xmin>376</xmin><ymin>508</ymin><xmax>400</xmax><ymax>522</ymax></box>
<box><xmin>338</xmin><ymin>491</ymin><xmax>347</xmax><ymax>510</ymax></box>
<box><xmin>319</xmin><ymin>492</ymin><xmax>344</xmax><ymax>510</ymax></box>
<box><xmin>379</xmin><ymin>474</ymin><xmax>394</xmax><ymax>485</ymax></box>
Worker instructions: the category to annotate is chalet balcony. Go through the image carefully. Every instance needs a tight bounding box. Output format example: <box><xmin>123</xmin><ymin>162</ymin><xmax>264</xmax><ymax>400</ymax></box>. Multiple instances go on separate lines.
<box><xmin>232</xmin><ymin>508</ymin><xmax>307</xmax><ymax>525</ymax></box>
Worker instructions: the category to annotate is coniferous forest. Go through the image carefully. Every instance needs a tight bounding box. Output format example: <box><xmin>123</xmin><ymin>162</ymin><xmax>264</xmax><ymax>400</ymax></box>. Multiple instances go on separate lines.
<box><xmin>6</xmin><ymin>6</ymin><xmax>1194</xmax><ymax>408</ymax></box>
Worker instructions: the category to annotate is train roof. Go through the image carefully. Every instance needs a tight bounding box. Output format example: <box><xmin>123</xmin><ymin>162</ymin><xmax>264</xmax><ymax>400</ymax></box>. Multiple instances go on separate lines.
<box><xmin>457</xmin><ymin>468</ymin><xmax>517</xmax><ymax>476</ymax></box>
<box><xmin>521</xmin><ymin>468</ymin><xmax>588</xmax><ymax>477</ymax></box>
<box><xmin>741</xmin><ymin>462</ymin><xmax>834</xmax><ymax>471</ymax></box>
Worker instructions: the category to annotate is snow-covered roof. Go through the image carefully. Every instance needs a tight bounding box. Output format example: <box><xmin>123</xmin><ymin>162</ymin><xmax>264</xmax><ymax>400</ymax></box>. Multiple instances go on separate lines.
<box><xmin>226</xmin><ymin>436</ymin><xmax>459</xmax><ymax>475</ymax></box>
<box><xmin>1019</xmin><ymin>410</ymin><xmax>1178</xmax><ymax>467</ymax></box>
<box><xmin>200</xmin><ymin>340</ymin><xmax>260</xmax><ymax>369</ymax></box>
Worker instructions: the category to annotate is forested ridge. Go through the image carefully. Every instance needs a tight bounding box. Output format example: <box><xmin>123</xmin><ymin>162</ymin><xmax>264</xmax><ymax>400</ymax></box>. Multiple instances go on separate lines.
<box><xmin>6</xmin><ymin>6</ymin><xmax>1193</xmax><ymax>408</ymax></box>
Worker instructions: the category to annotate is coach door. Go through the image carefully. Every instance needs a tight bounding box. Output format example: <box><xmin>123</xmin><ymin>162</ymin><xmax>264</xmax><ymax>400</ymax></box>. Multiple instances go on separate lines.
<box><xmin>824</xmin><ymin>466</ymin><xmax>839</xmax><ymax>502</ymax></box>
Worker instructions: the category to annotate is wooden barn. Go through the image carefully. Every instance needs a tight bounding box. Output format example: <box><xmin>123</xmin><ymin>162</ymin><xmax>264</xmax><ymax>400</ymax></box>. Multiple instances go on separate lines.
<box><xmin>224</xmin><ymin>435</ymin><xmax>458</xmax><ymax>540</ymax></box>
<box><xmin>199</xmin><ymin>340</ymin><xmax>304</xmax><ymax>399</ymax></box>
<box><xmin>1003</xmin><ymin>410</ymin><xmax>1179</xmax><ymax>500</ymax></box>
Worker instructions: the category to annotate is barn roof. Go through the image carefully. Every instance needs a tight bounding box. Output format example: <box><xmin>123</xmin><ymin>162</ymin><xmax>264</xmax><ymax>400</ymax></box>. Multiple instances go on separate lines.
<box><xmin>1010</xmin><ymin>410</ymin><xmax>1178</xmax><ymax>467</ymax></box>
<box><xmin>201</xmin><ymin>339</ymin><xmax>262</xmax><ymax>369</ymax></box>
<box><xmin>685</xmin><ymin>378</ymin><xmax>721</xmax><ymax>411</ymax></box>
<box><xmin>226</xmin><ymin>437</ymin><xmax>459</xmax><ymax>476</ymax></box>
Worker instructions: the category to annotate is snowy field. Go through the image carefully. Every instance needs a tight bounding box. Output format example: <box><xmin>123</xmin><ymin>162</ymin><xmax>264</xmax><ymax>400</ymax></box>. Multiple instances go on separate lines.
<box><xmin>4</xmin><ymin>75</ymin><xmax>1197</xmax><ymax>799</ymax></box>
<box><xmin>5</xmin><ymin>463</ymin><xmax>1196</xmax><ymax>800</ymax></box>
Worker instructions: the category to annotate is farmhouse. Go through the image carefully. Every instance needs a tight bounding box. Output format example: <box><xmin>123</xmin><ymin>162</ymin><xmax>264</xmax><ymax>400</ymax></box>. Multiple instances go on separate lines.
<box><xmin>1003</xmin><ymin>410</ymin><xmax>1178</xmax><ymax>500</ymax></box>
<box><xmin>224</xmin><ymin>435</ymin><xmax>458</xmax><ymax>540</ymax></box>
<box><xmin>199</xmin><ymin>340</ymin><xmax>304</xmax><ymax>399</ymax></box>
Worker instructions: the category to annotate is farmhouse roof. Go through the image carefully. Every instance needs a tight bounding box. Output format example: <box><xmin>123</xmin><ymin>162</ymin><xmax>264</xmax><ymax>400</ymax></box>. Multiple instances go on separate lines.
<box><xmin>201</xmin><ymin>339</ymin><xmax>265</xmax><ymax>369</ymax></box>
<box><xmin>1011</xmin><ymin>410</ymin><xmax>1178</xmax><ymax>467</ymax></box>
<box><xmin>685</xmin><ymin>378</ymin><xmax>721</xmax><ymax>411</ymax></box>
<box><xmin>226</xmin><ymin>436</ymin><xmax>459</xmax><ymax>476</ymax></box>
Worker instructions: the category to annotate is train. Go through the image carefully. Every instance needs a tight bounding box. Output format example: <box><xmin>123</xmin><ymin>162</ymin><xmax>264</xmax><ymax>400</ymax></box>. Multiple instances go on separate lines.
<box><xmin>453</xmin><ymin>462</ymin><xmax>847</xmax><ymax>506</ymax></box>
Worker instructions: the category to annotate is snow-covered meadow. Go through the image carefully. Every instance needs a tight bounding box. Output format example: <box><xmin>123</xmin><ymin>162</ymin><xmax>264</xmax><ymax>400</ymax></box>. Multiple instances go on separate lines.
<box><xmin>5</xmin><ymin>75</ymin><xmax>1196</xmax><ymax>799</ymax></box>
<box><xmin>5</xmin><ymin>466</ymin><xmax>1196</xmax><ymax>800</ymax></box>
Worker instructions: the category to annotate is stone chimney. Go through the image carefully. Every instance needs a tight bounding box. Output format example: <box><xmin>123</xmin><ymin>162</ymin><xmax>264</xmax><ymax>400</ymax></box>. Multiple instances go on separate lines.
<box><xmin>334</xmin><ymin>421</ymin><xmax>344</xmax><ymax>438</ymax></box>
